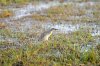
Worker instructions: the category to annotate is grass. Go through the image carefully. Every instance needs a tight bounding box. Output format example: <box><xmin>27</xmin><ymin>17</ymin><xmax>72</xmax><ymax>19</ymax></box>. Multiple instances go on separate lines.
<box><xmin>0</xmin><ymin>10</ymin><xmax>13</xmax><ymax>18</ymax></box>
<box><xmin>0</xmin><ymin>0</ymin><xmax>99</xmax><ymax>6</ymax></box>
<box><xmin>0</xmin><ymin>28</ymin><xmax>12</xmax><ymax>37</ymax></box>
<box><xmin>0</xmin><ymin>0</ymin><xmax>31</xmax><ymax>5</ymax></box>
<box><xmin>0</xmin><ymin>22</ymin><xmax>7</xmax><ymax>29</ymax></box>
<box><xmin>0</xmin><ymin>29</ymin><xmax>100</xmax><ymax>66</ymax></box>
<box><xmin>31</xmin><ymin>2</ymin><xmax>99</xmax><ymax>23</ymax></box>
<box><xmin>32</xmin><ymin>14</ymin><xmax>48</xmax><ymax>22</ymax></box>
<box><xmin>0</xmin><ymin>0</ymin><xmax>100</xmax><ymax>66</ymax></box>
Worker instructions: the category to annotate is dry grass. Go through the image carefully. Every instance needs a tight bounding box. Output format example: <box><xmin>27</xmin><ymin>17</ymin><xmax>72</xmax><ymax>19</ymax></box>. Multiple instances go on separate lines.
<box><xmin>0</xmin><ymin>10</ymin><xmax>12</xmax><ymax>18</ymax></box>
<box><xmin>0</xmin><ymin>22</ymin><xmax>7</xmax><ymax>29</ymax></box>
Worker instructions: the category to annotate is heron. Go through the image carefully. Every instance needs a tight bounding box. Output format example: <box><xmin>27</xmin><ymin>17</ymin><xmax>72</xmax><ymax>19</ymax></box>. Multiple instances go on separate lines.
<box><xmin>38</xmin><ymin>28</ymin><xmax>58</xmax><ymax>41</ymax></box>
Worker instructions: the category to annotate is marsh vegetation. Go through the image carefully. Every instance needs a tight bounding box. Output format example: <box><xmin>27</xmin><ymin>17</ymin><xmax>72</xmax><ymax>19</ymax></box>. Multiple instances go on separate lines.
<box><xmin>0</xmin><ymin>0</ymin><xmax>100</xmax><ymax>66</ymax></box>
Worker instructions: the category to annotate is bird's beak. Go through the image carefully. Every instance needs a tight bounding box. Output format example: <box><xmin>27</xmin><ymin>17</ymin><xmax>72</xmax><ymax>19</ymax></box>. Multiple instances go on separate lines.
<box><xmin>54</xmin><ymin>28</ymin><xmax>58</xmax><ymax>30</ymax></box>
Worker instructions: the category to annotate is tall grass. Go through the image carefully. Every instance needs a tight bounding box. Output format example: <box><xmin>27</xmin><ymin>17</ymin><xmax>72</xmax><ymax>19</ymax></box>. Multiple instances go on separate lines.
<box><xmin>0</xmin><ymin>0</ymin><xmax>33</xmax><ymax>5</ymax></box>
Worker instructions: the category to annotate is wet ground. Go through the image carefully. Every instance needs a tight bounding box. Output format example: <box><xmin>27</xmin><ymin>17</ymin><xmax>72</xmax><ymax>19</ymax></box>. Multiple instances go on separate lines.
<box><xmin>0</xmin><ymin>1</ymin><xmax>100</xmax><ymax>50</ymax></box>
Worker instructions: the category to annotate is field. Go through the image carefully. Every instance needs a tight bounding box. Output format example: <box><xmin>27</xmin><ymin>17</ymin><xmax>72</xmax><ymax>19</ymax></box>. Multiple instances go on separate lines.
<box><xmin>0</xmin><ymin>0</ymin><xmax>100</xmax><ymax>66</ymax></box>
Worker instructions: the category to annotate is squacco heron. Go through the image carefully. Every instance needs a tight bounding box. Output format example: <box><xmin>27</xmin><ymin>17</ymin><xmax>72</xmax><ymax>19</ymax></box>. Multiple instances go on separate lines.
<box><xmin>38</xmin><ymin>28</ymin><xmax>58</xmax><ymax>41</ymax></box>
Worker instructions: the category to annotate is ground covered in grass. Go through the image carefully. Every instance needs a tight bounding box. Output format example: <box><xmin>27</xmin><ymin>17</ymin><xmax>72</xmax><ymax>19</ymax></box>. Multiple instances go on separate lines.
<box><xmin>0</xmin><ymin>30</ymin><xmax>100</xmax><ymax>66</ymax></box>
<box><xmin>31</xmin><ymin>2</ymin><xmax>100</xmax><ymax>23</ymax></box>
<box><xmin>0</xmin><ymin>0</ymin><xmax>100</xmax><ymax>66</ymax></box>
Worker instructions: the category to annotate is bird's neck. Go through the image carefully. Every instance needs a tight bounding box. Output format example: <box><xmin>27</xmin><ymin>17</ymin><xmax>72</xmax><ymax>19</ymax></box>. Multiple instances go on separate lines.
<box><xmin>50</xmin><ymin>31</ymin><xmax>53</xmax><ymax>35</ymax></box>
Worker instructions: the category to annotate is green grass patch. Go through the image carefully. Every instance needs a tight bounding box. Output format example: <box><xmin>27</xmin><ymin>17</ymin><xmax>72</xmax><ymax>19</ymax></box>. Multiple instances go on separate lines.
<box><xmin>0</xmin><ymin>28</ymin><xmax>12</xmax><ymax>37</ymax></box>
<box><xmin>0</xmin><ymin>30</ymin><xmax>99</xmax><ymax>66</ymax></box>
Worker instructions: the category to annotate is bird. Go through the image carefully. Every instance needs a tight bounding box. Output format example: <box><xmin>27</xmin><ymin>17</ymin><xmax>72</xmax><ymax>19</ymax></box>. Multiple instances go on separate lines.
<box><xmin>38</xmin><ymin>28</ymin><xmax>58</xmax><ymax>41</ymax></box>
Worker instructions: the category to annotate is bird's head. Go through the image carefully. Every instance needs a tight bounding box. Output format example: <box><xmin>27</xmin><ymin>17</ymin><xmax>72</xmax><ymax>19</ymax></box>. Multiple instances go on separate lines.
<box><xmin>51</xmin><ymin>28</ymin><xmax>58</xmax><ymax>31</ymax></box>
